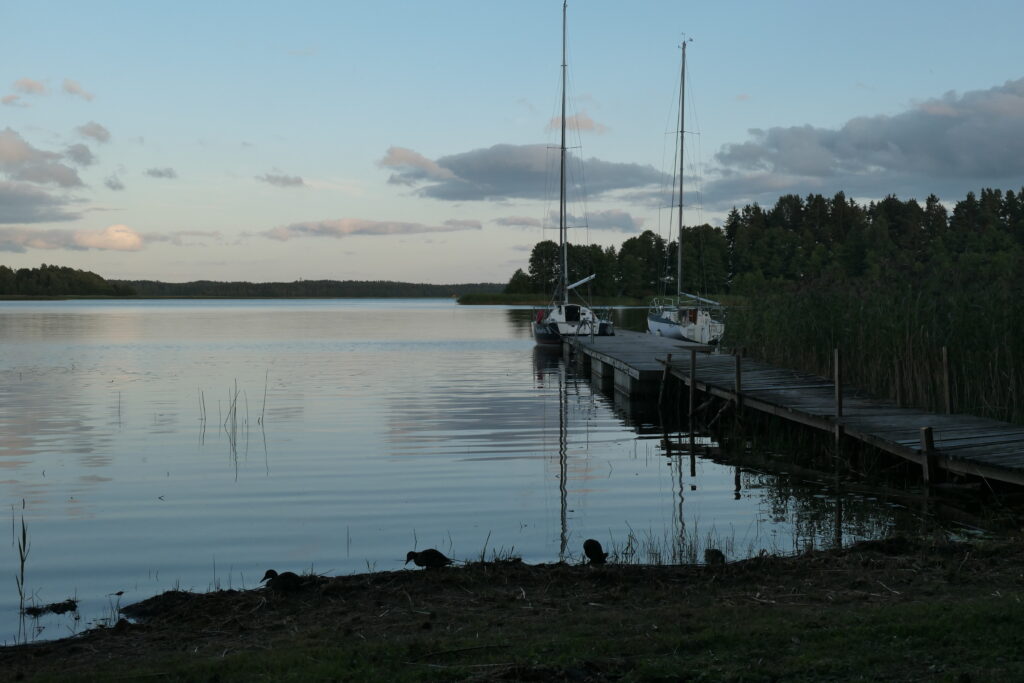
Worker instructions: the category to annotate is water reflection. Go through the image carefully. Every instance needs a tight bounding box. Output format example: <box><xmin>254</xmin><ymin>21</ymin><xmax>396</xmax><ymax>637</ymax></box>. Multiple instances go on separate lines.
<box><xmin>0</xmin><ymin>300</ymin><xmax>999</xmax><ymax>644</ymax></box>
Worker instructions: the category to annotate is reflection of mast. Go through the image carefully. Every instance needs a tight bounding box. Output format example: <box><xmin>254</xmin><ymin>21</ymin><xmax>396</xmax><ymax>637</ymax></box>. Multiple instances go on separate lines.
<box><xmin>558</xmin><ymin>364</ymin><xmax>569</xmax><ymax>562</ymax></box>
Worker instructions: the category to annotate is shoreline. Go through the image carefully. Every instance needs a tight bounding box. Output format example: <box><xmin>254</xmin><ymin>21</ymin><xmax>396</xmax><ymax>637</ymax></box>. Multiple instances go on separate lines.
<box><xmin>3</xmin><ymin>536</ymin><xmax>1022</xmax><ymax>681</ymax></box>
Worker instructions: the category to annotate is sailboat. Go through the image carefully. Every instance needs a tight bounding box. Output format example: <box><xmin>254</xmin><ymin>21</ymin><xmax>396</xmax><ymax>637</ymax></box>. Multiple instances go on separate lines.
<box><xmin>647</xmin><ymin>40</ymin><xmax>725</xmax><ymax>345</ymax></box>
<box><xmin>532</xmin><ymin>1</ymin><xmax>614</xmax><ymax>346</ymax></box>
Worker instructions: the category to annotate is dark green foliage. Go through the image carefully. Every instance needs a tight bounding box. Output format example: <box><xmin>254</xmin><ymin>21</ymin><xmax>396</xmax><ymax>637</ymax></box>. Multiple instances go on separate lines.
<box><xmin>0</xmin><ymin>264</ymin><xmax>135</xmax><ymax>296</ymax></box>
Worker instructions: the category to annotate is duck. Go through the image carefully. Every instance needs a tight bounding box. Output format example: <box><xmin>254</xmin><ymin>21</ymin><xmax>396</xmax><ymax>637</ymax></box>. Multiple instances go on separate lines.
<box><xmin>704</xmin><ymin>548</ymin><xmax>726</xmax><ymax>566</ymax></box>
<box><xmin>583</xmin><ymin>539</ymin><xmax>608</xmax><ymax>565</ymax></box>
<box><xmin>260</xmin><ymin>569</ymin><xmax>303</xmax><ymax>591</ymax></box>
<box><xmin>405</xmin><ymin>549</ymin><xmax>452</xmax><ymax>569</ymax></box>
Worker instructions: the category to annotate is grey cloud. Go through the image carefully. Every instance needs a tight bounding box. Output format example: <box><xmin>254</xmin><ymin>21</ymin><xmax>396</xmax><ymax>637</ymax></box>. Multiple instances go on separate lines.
<box><xmin>494</xmin><ymin>215</ymin><xmax>542</xmax><ymax>228</ymax></box>
<box><xmin>105</xmin><ymin>175</ymin><xmax>125</xmax><ymax>191</ymax></box>
<box><xmin>385</xmin><ymin>143</ymin><xmax>666</xmax><ymax>201</ymax></box>
<box><xmin>145</xmin><ymin>230</ymin><xmax>222</xmax><ymax>246</ymax></box>
<box><xmin>706</xmin><ymin>77</ymin><xmax>1024</xmax><ymax>207</ymax></box>
<box><xmin>264</xmin><ymin>218</ymin><xmax>482</xmax><ymax>241</ymax></box>
<box><xmin>77</xmin><ymin>121</ymin><xmax>111</xmax><ymax>143</ymax></box>
<box><xmin>256</xmin><ymin>173</ymin><xmax>305</xmax><ymax>187</ymax></box>
<box><xmin>62</xmin><ymin>79</ymin><xmax>94</xmax><ymax>101</ymax></box>
<box><xmin>0</xmin><ymin>128</ymin><xmax>83</xmax><ymax>187</ymax></box>
<box><xmin>65</xmin><ymin>143</ymin><xmax>95</xmax><ymax>166</ymax></box>
<box><xmin>0</xmin><ymin>181</ymin><xmax>80</xmax><ymax>224</ymax></box>
<box><xmin>563</xmin><ymin>208</ymin><xmax>644</xmax><ymax>232</ymax></box>
<box><xmin>145</xmin><ymin>167</ymin><xmax>177</xmax><ymax>179</ymax></box>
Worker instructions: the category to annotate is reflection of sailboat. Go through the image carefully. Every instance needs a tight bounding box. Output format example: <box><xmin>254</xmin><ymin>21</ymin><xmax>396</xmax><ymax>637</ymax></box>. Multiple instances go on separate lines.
<box><xmin>647</xmin><ymin>40</ymin><xmax>725</xmax><ymax>344</ymax></box>
<box><xmin>533</xmin><ymin>1</ymin><xmax>614</xmax><ymax>346</ymax></box>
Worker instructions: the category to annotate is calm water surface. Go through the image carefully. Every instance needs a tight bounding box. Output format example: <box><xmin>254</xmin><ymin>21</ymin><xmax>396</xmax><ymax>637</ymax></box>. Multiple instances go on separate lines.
<box><xmin>2</xmin><ymin>299</ymin><xmax>929</xmax><ymax>642</ymax></box>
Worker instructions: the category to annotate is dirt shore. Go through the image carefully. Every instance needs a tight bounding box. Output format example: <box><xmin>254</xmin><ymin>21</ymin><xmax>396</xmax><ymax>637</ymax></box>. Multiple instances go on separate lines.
<box><xmin>3</xmin><ymin>537</ymin><xmax>1023</xmax><ymax>681</ymax></box>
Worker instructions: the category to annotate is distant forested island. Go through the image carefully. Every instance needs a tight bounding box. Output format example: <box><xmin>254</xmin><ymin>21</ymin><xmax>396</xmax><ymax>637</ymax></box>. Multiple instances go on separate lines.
<box><xmin>0</xmin><ymin>265</ymin><xmax>502</xmax><ymax>298</ymax></box>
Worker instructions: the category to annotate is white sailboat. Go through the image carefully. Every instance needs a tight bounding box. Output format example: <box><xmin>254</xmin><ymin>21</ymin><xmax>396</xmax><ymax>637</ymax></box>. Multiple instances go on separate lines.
<box><xmin>533</xmin><ymin>1</ymin><xmax>614</xmax><ymax>346</ymax></box>
<box><xmin>647</xmin><ymin>40</ymin><xmax>725</xmax><ymax>345</ymax></box>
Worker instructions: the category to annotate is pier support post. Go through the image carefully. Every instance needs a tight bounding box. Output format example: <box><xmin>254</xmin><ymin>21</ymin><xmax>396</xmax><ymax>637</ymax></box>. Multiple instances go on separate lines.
<box><xmin>834</xmin><ymin>348</ymin><xmax>843</xmax><ymax>418</ymax></box>
<box><xmin>734</xmin><ymin>352</ymin><xmax>742</xmax><ymax>409</ymax></box>
<box><xmin>658</xmin><ymin>354</ymin><xmax>673</xmax><ymax>408</ymax></box>
<box><xmin>688</xmin><ymin>348</ymin><xmax>697</xmax><ymax>419</ymax></box>
<box><xmin>894</xmin><ymin>358</ymin><xmax>903</xmax><ymax>408</ymax></box>
<box><xmin>942</xmin><ymin>346</ymin><xmax>952</xmax><ymax>415</ymax></box>
<box><xmin>919</xmin><ymin>426</ymin><xmax>941</xmax><ymax>485</ymax></box>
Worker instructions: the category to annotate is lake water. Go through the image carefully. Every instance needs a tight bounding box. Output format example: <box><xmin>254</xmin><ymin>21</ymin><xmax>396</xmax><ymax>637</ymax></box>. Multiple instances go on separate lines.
<box><xmin>1</xmin><ymin>299</ymin><xmax>942</xmax><ymax>642</ymax></box>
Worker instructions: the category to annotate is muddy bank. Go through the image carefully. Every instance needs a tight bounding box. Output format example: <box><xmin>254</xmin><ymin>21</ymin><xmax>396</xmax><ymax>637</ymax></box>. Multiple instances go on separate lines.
<box><xmin>3</xmin><ymin>537</ymin><xmax>1023</xmax><ymax>681</ymax></box>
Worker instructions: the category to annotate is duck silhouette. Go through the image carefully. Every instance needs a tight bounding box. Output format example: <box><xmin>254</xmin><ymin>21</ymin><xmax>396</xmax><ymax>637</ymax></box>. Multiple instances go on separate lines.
<box><xmin>260</xmin><ymin>569</ymin><xmax>303</xmax><ymax>591</ymax></box>
<box><xmin>583</xmin><ymin>539</ymin><xmax>608</xmax><ymax>565</ymax></box>
<box><xmin>704</xmin><ymin>548</ymin><xmax>726</xmax><ymax>566</ymax></box>
<box><xmin>405</xmin><ymin>549</ymin><xmax>452</xmax><ymax>569</ymax></box>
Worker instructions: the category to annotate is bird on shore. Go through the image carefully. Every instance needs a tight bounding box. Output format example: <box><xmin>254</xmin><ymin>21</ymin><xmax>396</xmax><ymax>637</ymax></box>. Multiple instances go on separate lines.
<box><xmin>704</xmin><ymin>548</ymin><xmax>726</xmax><ymax>566</ymax></box>
<box><xmin>583</xmin><ymin>539</ymin><xmax>608</xmax><ymax>565</ymax></box>
<box><xmin>405</xmin><ymin>549</ymin><xmax>453</xmax><ymax>569</ymax></box>
<box><xmin>260</xmin><ymin>569</ymin><xmax>303</xmax><ymax>592</ymax></box>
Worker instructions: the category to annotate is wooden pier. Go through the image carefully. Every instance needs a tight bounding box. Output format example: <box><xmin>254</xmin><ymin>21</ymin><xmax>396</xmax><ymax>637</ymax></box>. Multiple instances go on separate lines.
<box><xmin>573</xmin><ymin>330</ymin><xmax>1024</xmax><ymax>487</ymax></box>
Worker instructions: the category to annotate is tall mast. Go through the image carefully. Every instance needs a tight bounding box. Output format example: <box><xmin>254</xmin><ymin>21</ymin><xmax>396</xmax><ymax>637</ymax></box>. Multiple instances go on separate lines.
<box><xmin>559</xmin><ymin>1</ymin><xmax>569</xmax><ymax>306</ymax></box>
<box><xmin>676</xmin><ymin>40</ymin><xmax>687</xmax><ymax>299</ymax></box>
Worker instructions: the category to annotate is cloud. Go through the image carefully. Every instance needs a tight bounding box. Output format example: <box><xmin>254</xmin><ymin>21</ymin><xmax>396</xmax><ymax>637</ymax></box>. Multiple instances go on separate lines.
<box><xmin>256</xmin><ymin>172</ymin><xmax>305</xmax><ymax>187</ymax></box>
<box><xmin>379</xmin><ymin>146</ymin><xmax>457</xmax><ymax>185</ymax></box>
<box><xmin>76</xmin><ymin>121</ymin><xmax>111</xmax><ymax>143</ymax></box>
<box><xmin>2</xmin><ymin>95</ymin><xmax>25</xmax><ymax>107</ymax></box>
<box><xmin>494</xmin><ymin>215</ymin><xmax>542</xmax><ymax>228</ymax></box>
<box><xmin>104</xmin><ymin>174</ymin><xmax>125</xmax><ymax>191</ymax></box>
<box><xmin>145</xmin><ymin>230</ymin><xmax>222</xmax><ymax>246</ymax></box>
<box><xmin>62</xmin><ymin>79</ymin><xmax>94</xmax><ymax>101</ymax></box>
<box><xmin>0</xmin><ymin>224</ymin><xmax>142</xmax><ymax>252</ymax></box>
<box><xmin>13</xmin><ymin>78</ymin><xmax>46</xmax><ymax>95</ymax></box>
<box><xmin>264</xmin><ymin>218</ymin><xmax>482</xmax><ymax>241</ymax></box>
<box><xmin>0</xmin><ymin>128</ymin><xmax>83</xmax><ymax>187</ymax></box>
<box><xmin>64</xmin><ymin>143</ymin><xmax>95</xmax><ymax>166</ymax></box>
<box><xmin>706</xmin><ymin>77</ymin><xmax>1024</xmax><ymax>206</ymax></box>
<box><xmin>546</xmin><ymin>111</ymin><xmax>608</xmax><ymax>134</ymax></box>
<box><xmin>145</xmin><ymin>167</ymin><xmax>177</xmax><ymax>179</ymax></box>
<box><xmin>383</xmin><ymin>143</ymin><xmax>666</xmax><ymax>201</ymax></box>
<box><xmin>564</xmin><ymin>208</ymin><xmax>644</xmax><ymax>232</ymax></box>
<box><xmin>0</xmin><ymin>181</ymin><xmax>81</xmax><ymax>224</ymax></box>
<box><xmin>74</xmin><ymin>224</ymin><xmax>143</xmax><ymax>251</ymax></box>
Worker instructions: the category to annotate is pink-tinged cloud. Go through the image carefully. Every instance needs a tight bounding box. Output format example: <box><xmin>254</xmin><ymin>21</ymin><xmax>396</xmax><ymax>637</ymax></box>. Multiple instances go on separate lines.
<box><xmin>264</xmin><ymin>217</ymin><xmax>482</xmax><ymax>241</ymax></box>
<box><xmin>62</xmin><ymin>79</ymin><xmax>94</xmax><ymax>101</ymax></box>
<box><xmin>74</xmin><ymin>225</ymin><xmax>144</xmax><ymax>251</ymax></box>
<box><xmin>13</xmin><ymin>78</ymin><xmax>46</xmax><ymax>95</ymax></box>
<box><xmin>379</xmin><ymin>146</ymin><xmax>457</xmax><ymax>185</ymax></box>
<box><xmin>0</xmin><ymin>224</ymin><xmax>143</xmax><ymax>252</ymax></box>
<box><xmin>2</xmin><ymin>95</ymin><xmax>24</xmax><ymax>107</ymax></box>
<box><xmin>546</xmin><ymin>111</ymin><xmax>608</xmax><ymax>134</ymax></box>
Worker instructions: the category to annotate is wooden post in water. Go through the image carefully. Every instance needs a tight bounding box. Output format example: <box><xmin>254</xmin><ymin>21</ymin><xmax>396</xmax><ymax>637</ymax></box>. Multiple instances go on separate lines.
<box><xmin>919</xmin><ymin>426</ymin><xmax>938</xmax><ymax>485</ymax></box>
<box><xmin>942</xmin><ymin>346</ymin><xmax>952</xmax><ymax>414</ymax></box>
<box><xmin>658</xmin><ymin>354</ymin><xmax>673</xmax><ymax>407</ymax></box>
<box><xmin>834</xmin><ymin>348</ymin><xmax>843</xmax><ymax>418</ymax></box>
<box><xmin>894</xmin><ymin>358</ymin><xmax>903</xmax><ymax>408</ymax></box>
<box><xmin>688</xmin><ymin>348</ymin><xmax>697</xmax><ymax>419</ymax></box>
<box><xmin>734</xmin><ymin>351</ymin><xmax>742</xmax><ymax>409</ymax></box>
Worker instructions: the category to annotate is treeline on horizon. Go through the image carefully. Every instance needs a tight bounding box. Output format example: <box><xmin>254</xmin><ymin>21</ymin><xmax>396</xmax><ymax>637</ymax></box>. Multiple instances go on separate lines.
<box><xmin>115</xmin><ymin>279</ymin><xmax>503</xmax><ymax>298</ymax></box>
<box><xmin>512</xmin><ymin>187</ymin><xmax>1024</xmax><ymax>424</ymax></box>
<box><xmin>0</xmin><ymin>266</ymin><xmax>503</xmax><ymax>298</ymax></box>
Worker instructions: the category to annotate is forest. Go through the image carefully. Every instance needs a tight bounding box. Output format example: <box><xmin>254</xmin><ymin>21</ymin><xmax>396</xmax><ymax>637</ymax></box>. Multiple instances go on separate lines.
<box><xmin>0</xmin><ymin>264</ymin><xmax>137</xmax><ymax>296</ymax></box>
<box><xmin>509</xmin><ymin>187</ymin><xmax>1024</xmax><ymax>424</ymax></box>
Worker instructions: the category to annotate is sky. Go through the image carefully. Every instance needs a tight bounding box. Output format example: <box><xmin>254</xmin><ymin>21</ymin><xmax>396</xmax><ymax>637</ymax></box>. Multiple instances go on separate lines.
<box><xmin>2</xmin><ymin>0</ymin><xmax>1024</xmax><ymax>284</ymax></box>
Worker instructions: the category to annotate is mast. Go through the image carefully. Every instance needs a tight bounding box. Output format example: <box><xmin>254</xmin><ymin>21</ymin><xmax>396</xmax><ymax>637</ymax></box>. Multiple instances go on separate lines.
<box><xmin>676</xmin><ymin>40</ymin><xmax>687</xmax><ymax>299</ymax></box>
<box><xmin>559</xmin><ymin>1</ymin><xmax>569</xmax><ymax>306</ymax></box>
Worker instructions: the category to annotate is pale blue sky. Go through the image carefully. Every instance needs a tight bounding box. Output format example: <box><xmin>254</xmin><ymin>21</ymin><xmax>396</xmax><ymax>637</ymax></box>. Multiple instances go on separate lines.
<box><xmin>3</xmin><ymin>1</ymin><xmax>1023</xmax><ymax>283</ymax></box>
